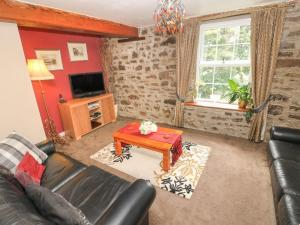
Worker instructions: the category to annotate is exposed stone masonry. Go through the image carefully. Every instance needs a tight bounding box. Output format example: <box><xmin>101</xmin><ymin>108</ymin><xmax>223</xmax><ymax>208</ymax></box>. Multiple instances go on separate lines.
<box><xmin>108</xmin><ymin>27</ymin><xmax>177</xmax><ymax>125</ymax></box>
<box><xmin>266</xmin><ymin>4</ymin><xmax>300</xmax><ymax>136</ymax></box>
<box><xmin>106</xmin><ymin>4</ymin><xmax>300</xmax><ymax>139</ymax></box>
<box><xmin>184</xmin><ymin>107</ymin><xmax>251</xmax><ymax>138</ymax></box>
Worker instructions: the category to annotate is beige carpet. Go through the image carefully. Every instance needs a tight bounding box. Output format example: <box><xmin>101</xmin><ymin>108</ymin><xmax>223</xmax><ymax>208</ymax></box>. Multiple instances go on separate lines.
<box><xmin>90</xmin><ymin>142</ymin><xmax>210</xmax><ymax>199</ymax></box>
<box><xmin>57</xmin><ymin>117</ymin><xmax>275</xmax><ymax>225</ymax></box>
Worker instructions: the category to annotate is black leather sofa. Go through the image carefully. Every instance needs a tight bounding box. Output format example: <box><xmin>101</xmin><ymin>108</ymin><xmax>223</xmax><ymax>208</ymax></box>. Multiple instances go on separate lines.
<box><xmin>0</xmin><ymin>141</ymin><xmax>156</xmax><ymax>225</ymax></box>
<box><xmin>268</xmin><ymin>126</ymin><xmax>300</xmax><ymax>225</ymax></box>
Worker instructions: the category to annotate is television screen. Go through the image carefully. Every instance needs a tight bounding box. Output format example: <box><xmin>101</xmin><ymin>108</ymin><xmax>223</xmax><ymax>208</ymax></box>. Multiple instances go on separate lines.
<box><xmin>69</xmin><ymin>72</ymin><xmax>105</xmax><ymax>98</ymax></box>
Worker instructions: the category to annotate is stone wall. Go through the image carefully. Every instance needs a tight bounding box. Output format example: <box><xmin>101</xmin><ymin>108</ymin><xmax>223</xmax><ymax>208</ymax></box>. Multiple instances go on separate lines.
<box><xmin>266</xmin><ymin>4</ymin><xmax>300</xmax><ymax>135</ymax></box>
<box><xmin>184</xmin><ymin>107</ymin><xmax>251</xmax><ymax>138</ymax></box>
<box><xmin>109</xmin><ymin>27</ymin><xmax>177</xmax><ymax>125</ymax></box>
<box><xmin>107</xmin><ymin>4</ymin><xmax>300</xmax><ymax>139</ymax></box>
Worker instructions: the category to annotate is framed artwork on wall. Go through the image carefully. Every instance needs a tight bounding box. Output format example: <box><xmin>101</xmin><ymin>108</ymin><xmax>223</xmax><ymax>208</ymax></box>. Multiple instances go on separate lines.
<box><xmin>35</xmin><ymin>50</ymin><xmax>63</xmax><ymax>71</ymax></box>
<box><xmin>67</xmin><ymin>42</ymin><xmax>88</xmax><ymax>61</ymax></box>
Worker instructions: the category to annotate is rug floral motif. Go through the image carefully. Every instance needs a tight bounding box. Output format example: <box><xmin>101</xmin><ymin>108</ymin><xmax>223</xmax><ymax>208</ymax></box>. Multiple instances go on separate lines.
<box><xmin>90</xmin><ymin>142</ymin><xmax>210</xmax><ymax>199</ymax></box>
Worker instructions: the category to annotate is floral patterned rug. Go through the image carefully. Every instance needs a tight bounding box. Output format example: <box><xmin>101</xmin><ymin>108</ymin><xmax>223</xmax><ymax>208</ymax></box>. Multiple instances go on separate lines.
<box><xmin>90</xmin><ymin>142</ymin><xmax>210</xmax><ymax>199</ymax></box>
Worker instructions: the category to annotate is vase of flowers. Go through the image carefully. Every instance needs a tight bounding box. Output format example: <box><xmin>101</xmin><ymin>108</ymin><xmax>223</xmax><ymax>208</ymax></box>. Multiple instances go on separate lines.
<box><xmin>139</xmin><ymin>121</ymin><xmax>158</xmax><ymax>135</ymax></box>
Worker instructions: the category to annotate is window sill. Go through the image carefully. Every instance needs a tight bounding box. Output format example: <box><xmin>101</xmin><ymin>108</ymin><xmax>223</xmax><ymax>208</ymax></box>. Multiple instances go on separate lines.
<box><xmin>184</xmin><ymin>101</ymin><xmax>249</xmax><ymax>112</ymax></box>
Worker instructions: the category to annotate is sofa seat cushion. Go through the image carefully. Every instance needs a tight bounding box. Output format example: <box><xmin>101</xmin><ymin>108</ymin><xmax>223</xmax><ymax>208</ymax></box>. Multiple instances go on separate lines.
<box><xmin>25</xmin><ymin>184</ymin><xmax>92</xmax><ymax>225</ymax></box>
<box><xmin>271</xmin><ymin>159</ymin><xmax>300</xmax><ymax>203</ymax></box>
<box><xmin>278</xmin><ymin>194</ymin><xmax>300</xmax><ymax>225</ymax></box>
<box><xmin>268</xmin><ymin>140</ymin><xmax>300</xmax><ymax>164</ymax></box>
<box><xmin>56</xmin><ymin>166</ymin><xmax>130</xmax><ymax>224</ymax></box>
<box><xmin>0</xmin><ymin>174</ymin><xmax>54</xmax><ymax>225</ymax></box>
<box><xmin>41</xmin><ymin>152</ymin><xmax>86</xmax><ymax>191</ymax></box>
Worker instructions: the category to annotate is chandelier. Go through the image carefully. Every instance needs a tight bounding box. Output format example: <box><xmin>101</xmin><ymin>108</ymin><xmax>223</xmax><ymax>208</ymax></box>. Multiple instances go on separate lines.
<box><xmin>154</xmin><ymin>0</ymin><xmax>185</xmax><ymax>35</ymax></box>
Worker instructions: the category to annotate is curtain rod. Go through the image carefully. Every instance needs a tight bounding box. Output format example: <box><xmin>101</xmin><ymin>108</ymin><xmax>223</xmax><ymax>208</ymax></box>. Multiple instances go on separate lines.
<box><xmin>186</xmin><ymin>0</ymin><xmax>296</xmax><ymax>23</ymax></box>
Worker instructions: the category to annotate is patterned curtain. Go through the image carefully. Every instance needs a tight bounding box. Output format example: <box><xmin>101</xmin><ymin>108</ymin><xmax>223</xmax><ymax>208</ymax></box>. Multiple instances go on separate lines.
<box><xmin>174</xmin><ymin>20</ymin><xmax>200</xmax><ymax>127</ymax></box>
<box><xmin>249</xmin><ymin>7</ymin><xmax>286</xmax><ymax>142</ymax></box>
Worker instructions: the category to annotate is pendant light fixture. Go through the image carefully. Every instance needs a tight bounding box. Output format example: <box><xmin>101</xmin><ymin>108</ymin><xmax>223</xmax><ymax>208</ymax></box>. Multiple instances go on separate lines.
<box><xmin>154</xmin><ymin>0</ymin><xmax>186</xmax><ymax>35</ymax></box>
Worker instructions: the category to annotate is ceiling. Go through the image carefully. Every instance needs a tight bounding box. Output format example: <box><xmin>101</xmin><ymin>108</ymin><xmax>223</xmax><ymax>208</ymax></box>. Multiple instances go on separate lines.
<box><xmin>20</xmin><ymin>0</ymin><xmax>285</xmax><ymax>27</ymax></box>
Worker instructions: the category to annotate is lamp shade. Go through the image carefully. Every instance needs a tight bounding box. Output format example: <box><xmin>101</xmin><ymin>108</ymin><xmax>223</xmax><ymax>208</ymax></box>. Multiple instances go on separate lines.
<box><xmin>27</xmin><ymin>59</ymin><xmax>54</xmax><ymax>81</ymax></box>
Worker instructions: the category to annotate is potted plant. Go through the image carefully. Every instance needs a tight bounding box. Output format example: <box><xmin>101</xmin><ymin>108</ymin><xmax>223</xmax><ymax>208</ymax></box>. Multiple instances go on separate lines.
<box><xmin>227</xmin><ymin>79</ymin><xmax>251</xmax><ymax>109</ymax></box>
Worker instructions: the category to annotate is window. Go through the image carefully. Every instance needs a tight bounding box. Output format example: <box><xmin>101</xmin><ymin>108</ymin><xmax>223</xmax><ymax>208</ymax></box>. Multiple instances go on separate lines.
<box><xmin>195</xmin><ymin>17</ymin><xmax>251</xmax><ymax>104</ymax></box>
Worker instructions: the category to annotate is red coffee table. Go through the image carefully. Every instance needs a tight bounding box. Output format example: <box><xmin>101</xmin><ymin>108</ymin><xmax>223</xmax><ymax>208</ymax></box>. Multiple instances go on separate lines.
<box><xmin>113</xmin><ymin>122</ymin><xmax>183</xmax><ymax>172</ymax></box>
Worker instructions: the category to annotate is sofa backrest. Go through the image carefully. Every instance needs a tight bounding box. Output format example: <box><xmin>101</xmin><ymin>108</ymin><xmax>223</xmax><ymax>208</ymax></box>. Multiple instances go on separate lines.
<box><xmin>0</xmin><ymin>174</ymin><xmax>54</xmax><ymax>225</ymax></box>
<box><xmin>270</xmin><ymin>126</ymin><xmax>300</xmax><ymax>144</ymax></box>
<box><xmin>36</xmin><ymin>140</ymin><xmax>56</xmax><ymax>155</ymax></box>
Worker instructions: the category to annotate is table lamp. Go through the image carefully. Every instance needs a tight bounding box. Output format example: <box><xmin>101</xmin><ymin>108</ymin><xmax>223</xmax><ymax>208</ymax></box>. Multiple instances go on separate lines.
<box><xmin>27</xmin><ymin>59</ymin><xmax>66</xmax><ymax>145</ymax></box>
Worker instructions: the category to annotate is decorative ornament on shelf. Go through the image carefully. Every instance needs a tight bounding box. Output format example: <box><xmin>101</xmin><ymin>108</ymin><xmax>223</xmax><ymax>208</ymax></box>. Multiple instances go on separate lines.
<box><xmin>139</xmin><ymin>121</ymin><xmax>158</xmax><ymax>135</ymax></box>
<box><xmin>154</xmin><ymin>0</ymin><xmax>185</xmax><ymax>35</ymax></box>
<box><xmin>58</xmin><ymin>94</ymin><xmax>66</xmax><ymax>103</ymax></box>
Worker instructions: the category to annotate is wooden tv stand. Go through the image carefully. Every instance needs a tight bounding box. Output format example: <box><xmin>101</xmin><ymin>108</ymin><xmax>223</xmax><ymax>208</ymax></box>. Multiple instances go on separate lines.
<box><xmin>58</xmin><ymin>93</ymin><xmax>116</xmax><ymax>140</ymax></box>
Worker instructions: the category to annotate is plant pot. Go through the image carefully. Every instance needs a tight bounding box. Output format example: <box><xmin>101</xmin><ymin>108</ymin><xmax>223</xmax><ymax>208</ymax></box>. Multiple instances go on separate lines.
<box><xmin>238</xmin><ymin>100</ymin><xmax>247</xmax><ymax>109</ymax></box>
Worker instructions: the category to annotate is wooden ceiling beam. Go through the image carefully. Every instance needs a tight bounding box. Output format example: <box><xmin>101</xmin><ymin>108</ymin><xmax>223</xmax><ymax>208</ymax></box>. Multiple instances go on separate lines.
<box><xmin>0</xmin><ymin>0</ymin><xmax>139</xmax><ymax>38</ymax></box>
<box><xmin>118</xmin><ymin>37</ymin><xmax>146</xmax><ymax>43</ymax></box>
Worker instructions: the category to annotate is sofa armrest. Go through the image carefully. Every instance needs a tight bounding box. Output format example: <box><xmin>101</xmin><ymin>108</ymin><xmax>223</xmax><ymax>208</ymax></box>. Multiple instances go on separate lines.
<box><xmin>270</xmin><ymin>126</ymin><xmax>300</xmax><ymax>144</ymax></box>
<box><xmin>95</xmin><ymin>179</ymin><xmax>156</xmax><ymax>225</ymax></box>
<box><xmin>36</xmin><ymin>140</ymin><xmax>56</xmax><ymax>155</ymax></box>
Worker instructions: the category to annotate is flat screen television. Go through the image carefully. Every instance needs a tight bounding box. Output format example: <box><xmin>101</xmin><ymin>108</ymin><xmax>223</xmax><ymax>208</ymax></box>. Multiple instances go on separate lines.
<box><xmin>69</xmin><ymin>72</ymin><xmax>105</xmax><ymax>98</ymax></box>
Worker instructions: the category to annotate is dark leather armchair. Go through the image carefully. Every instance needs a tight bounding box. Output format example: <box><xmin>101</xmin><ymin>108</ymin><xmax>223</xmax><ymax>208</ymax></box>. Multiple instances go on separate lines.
<box><xmin>268</xmin><ymin>126</ymin><xmax>300</xmax><ymax>225</ymax></box>
<box><xmin>270</xmin><ymin>126</ymin><xmax>300</xmax><ymax>144</ymax></box>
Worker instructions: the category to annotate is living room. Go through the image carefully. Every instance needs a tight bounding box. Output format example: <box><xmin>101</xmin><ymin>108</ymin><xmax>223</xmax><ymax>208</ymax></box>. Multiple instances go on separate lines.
<box><xmin>0</xmin><ymin>0</ymin><xmax>299</xmax><ymax>224</ymax></box>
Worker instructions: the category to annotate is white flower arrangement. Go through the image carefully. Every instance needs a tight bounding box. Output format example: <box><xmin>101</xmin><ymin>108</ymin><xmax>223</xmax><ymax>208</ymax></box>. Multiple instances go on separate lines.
<box><xmin>139</xmin><ymin>121</ymin><xmax>158</xmax><ymax>135</ymax></box>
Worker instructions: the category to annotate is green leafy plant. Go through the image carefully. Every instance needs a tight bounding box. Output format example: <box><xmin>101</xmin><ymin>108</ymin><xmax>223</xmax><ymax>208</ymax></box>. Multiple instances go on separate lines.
<box><xmin>245</xmin><ymin>110</ymin><xmax>254</xmax><ymax>123</ymax></box>
<box><xmin>227</xmin><ymin>79</ymin><xmax>251</xmax><ymax>105</ymax></box>
<box><xmin>226</xmin><ymin>79</ymin><xmax>254</xmax><ymax>122</ymax></box>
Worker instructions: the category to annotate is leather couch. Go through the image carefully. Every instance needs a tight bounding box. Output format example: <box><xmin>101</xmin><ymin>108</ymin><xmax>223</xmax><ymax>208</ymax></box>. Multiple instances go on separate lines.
<box><xmin>0</xmin><ymin>141</ymin><xmax>156</xmax><ymax>225</ymax></box>
<box><xmin>268</xmin><ymin>126</ymin><xmax>300</xmax><ymax>225</ymax></box>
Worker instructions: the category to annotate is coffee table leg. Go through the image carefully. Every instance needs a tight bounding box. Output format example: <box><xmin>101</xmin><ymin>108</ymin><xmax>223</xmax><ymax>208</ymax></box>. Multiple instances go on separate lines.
<box><xmin>115</xmin><ymin>139</ymin><xmax>122</xmax><ymax>156</ymax></box>
<box><xmin>163</xmin><ymin>151</ymin><xmax>170</xmax><ymax>172</ymax></box>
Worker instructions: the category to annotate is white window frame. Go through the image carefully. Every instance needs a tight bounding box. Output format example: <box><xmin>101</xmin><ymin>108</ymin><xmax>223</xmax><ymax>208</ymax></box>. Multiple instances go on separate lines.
<box><xmin>195</xmin><ymin>17</ymin><xmax>251</xmax><ymax>104</ymax></box>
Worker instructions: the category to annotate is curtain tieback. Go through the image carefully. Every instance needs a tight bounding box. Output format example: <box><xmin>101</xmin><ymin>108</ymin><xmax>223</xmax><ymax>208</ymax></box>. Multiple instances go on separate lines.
<box><xmin>252</xmin><ymin>95</ymin><xmax>275</xmax><ymax>113</ymax></box>
<box><xmin>176</xmin><ymin>93</ymin><xmax>185</xmax><ymax>103</ymax></box>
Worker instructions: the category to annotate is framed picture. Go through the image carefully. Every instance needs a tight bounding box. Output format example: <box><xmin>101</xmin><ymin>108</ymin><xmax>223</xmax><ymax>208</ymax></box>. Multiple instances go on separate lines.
<box><xmin>35</xmin><ymin>50</ymin><xmax>63</xmax><ymax>71</ymax></box>
<box><xmin>67</xmin><ymin>42</ymin><xmax>88</xmax><ymax>61</ymax></box>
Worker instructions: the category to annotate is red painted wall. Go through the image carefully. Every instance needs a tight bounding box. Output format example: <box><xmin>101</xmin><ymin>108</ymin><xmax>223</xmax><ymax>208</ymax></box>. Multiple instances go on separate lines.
<box><xmin>19</xmin><ymin>28</ymin><xmax>102</xmax><ymax>134</ymax></box>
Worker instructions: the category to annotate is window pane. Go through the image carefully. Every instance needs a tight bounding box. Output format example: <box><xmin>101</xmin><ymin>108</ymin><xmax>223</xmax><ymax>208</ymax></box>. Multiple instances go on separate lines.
<box><xmin>217</xmin><ymin>27</ymin><xmax>236</xmax><ymax>45</ymax></box>
<box><xmin>213</xmin><ymin>84</ymin><xmax>229</xmax><ymax>100</ymax></box>
<box><xmin>239</xmin><ymin>26</ymin><xmax>250</xmax><ymax>43</ymax></box>
<box><xmin>197</xmin><ymin>19</ymin><xmax>251</xmax><ymax>103</ymax></box>
<box><xmin>198</xmin><ymin>84</ymin><xmax>213</xmax><ymax>99</ymax></box>
<box><xmin>217</xmin><ymin>45</ymin><xmax>234</xmax><ymax>61</ymax></box>
<box><xmin>215</xmin><ymin>67</ymin><xmax>231</xmax><ymax>83</ymax></box>
<box><xmin>199</xmin><ymin>67</ymin><xmax>214</xmax><ymax>83</ymax></box>
<box><xmin>234</xmin><ymin>44</ymin><xmax>250</xmax><ymax>60</ymax></box>
<box><xmin>204</xmin><ymin>29</ymin><xmax>217</xmax><ymax>46</ymax></box>
<box><xmin>231</xmin><ymin>66</ymin><xmax>250</xmax><ymax>85</ymax></box>
<box><xmin>203</xmin><ymin>46</ymin><xmax>216</xmax><ymax>61</ymax></box>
